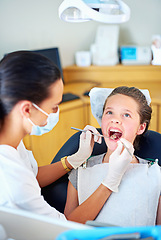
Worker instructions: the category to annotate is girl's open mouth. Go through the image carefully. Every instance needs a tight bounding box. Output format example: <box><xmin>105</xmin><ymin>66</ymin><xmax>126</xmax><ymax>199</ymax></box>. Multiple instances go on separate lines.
<box><xmin>109</xmin><ymin>128</ymin><xmax>122</xmax><ymax>140</ymax></box>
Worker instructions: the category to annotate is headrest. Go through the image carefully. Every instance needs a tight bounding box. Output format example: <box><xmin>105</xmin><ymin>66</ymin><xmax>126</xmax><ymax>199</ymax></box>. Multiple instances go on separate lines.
<box><xmin>89</xmin><ymin>87</ymin><xmax>151</xmax><ymax>126</ymax></box>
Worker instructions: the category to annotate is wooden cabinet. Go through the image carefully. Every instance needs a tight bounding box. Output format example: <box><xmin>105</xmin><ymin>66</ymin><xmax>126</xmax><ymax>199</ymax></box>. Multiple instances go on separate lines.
<box><xmin>151</xmin><ymin>98</ymin><xmax>161</xmax><ymax>133</ymax></box>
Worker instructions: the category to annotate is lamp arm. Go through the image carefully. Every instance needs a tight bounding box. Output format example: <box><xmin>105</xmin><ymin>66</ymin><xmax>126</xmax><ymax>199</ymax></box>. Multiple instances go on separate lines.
<box><xmin>59</xmin><ymin>0</ymin><xmax>130</xmax><ymax>24</ymax></box>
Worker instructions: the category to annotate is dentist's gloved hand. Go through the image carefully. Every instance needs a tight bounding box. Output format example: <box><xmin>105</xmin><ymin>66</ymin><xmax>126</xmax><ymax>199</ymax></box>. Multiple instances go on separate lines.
<box><xmin>102</xmin><ymin>138</ymin><xmax>134</xmax><ymax>192</ymax></box>
<box><xmin>67</xmin><ymin>125</ymin><xmax>102</xmax><ymax>169</ymax></box>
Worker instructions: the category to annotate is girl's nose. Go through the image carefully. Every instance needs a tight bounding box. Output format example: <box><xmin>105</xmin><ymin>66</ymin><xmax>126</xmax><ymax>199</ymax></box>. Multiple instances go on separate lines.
<box><xmin>111</xmin><ymin>119</ymin><xmax>121</xmax><ymax>124</ymax></box>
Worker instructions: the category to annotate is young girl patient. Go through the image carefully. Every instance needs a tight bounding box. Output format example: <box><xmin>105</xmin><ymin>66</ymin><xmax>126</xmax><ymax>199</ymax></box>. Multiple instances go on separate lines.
<box><xmin>64</xmin><ymin>86</ymin><xmax>161</xmax><ymax>226</ymax></box>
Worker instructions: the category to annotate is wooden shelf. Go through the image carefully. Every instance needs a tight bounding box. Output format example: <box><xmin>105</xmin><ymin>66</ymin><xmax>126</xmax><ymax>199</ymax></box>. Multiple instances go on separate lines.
<box><xmin>63</xmin><ymin>64</ymin><xmax>161</xmax><ymax>98</ymax></box>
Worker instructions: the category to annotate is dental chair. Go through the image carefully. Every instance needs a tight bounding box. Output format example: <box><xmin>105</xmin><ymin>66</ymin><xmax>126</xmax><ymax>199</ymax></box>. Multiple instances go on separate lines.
<box><xmin>0</xmin><ymin>206</ymin><xmax>88</xmax><ymax>240</ymax></box>
<box><xmin>41</xmin><ymin>129</ymin><xmax>161</xmax><ymax>214</ymax></box>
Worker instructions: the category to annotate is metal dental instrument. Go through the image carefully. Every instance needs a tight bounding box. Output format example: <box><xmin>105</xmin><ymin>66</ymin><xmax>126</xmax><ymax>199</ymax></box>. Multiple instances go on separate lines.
<box><xmin>71</xmin><ymin>127</ymin><xmax>133</xmax><ymax>157</ymax></box>
<box><xmin>71</xmin><ymin>127</ymin><xmax>109</xmax><ymax>139</ymax></box>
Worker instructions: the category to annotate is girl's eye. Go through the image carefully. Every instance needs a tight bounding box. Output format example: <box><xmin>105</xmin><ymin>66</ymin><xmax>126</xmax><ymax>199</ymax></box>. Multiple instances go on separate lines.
<box><xmin>124</xmin><ymin>113</ymin><xmax>130</xmax><ymax>118</ymax></box>
<box><xmin>106</xmin><ymin>111</ymin><xmax>113</xmax><ymax>115</ymax></box>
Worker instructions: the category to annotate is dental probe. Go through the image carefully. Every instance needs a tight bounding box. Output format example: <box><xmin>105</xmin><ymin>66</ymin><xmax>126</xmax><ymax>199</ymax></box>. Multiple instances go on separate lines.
<box><xmin>71</xmin><ymin>127</ymin><xmax>133</xmax><ymax>157</ymax></box>
<box><xmin>71</xmin><ymin>127</ymin><xmax>109</xmax><ymax>139</ymax></box>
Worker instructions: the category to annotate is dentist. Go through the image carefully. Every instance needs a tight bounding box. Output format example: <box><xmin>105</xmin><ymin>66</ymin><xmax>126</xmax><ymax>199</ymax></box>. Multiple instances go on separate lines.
<box><xmin>0</xmin><ymin>51</ymin><xmax>133</xmax><ymax>222</ymax></box>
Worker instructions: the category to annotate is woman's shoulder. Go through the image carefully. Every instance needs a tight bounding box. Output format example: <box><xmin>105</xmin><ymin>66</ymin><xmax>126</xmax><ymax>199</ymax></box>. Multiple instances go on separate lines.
<box><xmin>0</xmin><ymin>144</ymin><xmax>21</xmax><ymax>163</ymax></box>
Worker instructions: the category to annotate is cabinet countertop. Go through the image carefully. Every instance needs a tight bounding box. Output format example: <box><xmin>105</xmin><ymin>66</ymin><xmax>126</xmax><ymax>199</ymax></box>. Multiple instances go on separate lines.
<box><xmin>63</xmin><ymin>65</ymin><xmax>161</xmax><ymax>100</ymax></box>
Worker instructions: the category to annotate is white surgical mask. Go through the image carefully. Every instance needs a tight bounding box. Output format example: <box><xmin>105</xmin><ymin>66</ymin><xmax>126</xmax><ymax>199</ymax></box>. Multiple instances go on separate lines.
<box><xmin>28</xmin><ymin>103</ymin><xmax>59</xmax><ymax>136</ymax></box>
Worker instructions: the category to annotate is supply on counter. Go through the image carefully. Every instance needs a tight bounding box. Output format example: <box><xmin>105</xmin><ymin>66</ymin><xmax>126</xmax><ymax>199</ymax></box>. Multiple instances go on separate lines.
<box><xmin>120</xmin><ymin>46</ymin><xmax>152</xmax><ymax>65</ymax></box>
<box><xmin>151</xmin><ymin>35</ymin><xmax>161</xmax><ymax>65</ymax></box>
<box><xmin>90</xmin><ymin>25</ymin><xmax>119</xmax><ymax>66</ymax></box>
<box><xmin>75</xmin><ymin>51</ymin><xmax>91</xmax><ymax>67</ymax></box>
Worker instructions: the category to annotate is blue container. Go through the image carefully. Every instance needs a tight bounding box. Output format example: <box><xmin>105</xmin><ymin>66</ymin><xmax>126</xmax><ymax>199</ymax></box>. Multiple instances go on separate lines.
<box><xmin>120</xmin><ymin>46</ymin><xmax>137</xmax><ymax>60</ymax></box>
<box><xmin>56</xmin><ymin>226</ymin><xmax>161</xmax><ymax>240</ymax></box>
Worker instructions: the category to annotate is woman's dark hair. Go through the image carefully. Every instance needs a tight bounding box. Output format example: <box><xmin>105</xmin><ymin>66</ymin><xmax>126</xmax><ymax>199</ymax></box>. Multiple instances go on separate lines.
<box><xmin>0</xmin><ymin>50</ymin><xmax>61</xmax><ymax>126</ymax></box>
<box><xmin>103</xmin><ymin>86</ymin><xmax>152</xmax><ymax>149</ymax></box>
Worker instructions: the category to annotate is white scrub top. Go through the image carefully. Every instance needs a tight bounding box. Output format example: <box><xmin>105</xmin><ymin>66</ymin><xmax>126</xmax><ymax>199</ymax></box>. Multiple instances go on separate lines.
<box><xmin>0</xmin><ymin>141</ymin><xmax>66</xmax><ymax>220</ymax></box>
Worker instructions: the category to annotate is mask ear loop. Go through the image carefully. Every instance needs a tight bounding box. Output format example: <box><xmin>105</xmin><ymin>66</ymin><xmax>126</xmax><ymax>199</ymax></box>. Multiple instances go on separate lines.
<box><xmin>32</xmin><ymin>103</ymin><xmax>59</xmax><ymax>116</ymax></box>
<box><xmin>28</xmin><ymin>118</ymin><xmax>35</xmax><ymax>126</ymax></box>
<box><xmin>28</xmin><ymin>103</ymin><xmax>49</xmax><ymax>127</ymax></box>
<box><xmin>32</xmin><ymin>103</ymin><xmax>49</xmax><ymax>116</ymax></box>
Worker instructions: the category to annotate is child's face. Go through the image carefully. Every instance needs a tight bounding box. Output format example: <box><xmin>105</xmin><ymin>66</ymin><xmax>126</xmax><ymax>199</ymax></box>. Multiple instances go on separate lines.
<box><xmin>101</xmin><ymin>94</ymin><xmax>146</xmax><ymax>151</ymax></box>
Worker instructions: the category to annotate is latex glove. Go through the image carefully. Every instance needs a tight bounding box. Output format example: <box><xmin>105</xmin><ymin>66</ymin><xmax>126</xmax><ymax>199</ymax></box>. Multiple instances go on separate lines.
<box><xmin>67</xmin><ymin>125</ymin><xmax>102</xmax><ymax>169</ymax></box>
<box><xmin>102</xmin><ymin>138</ymin><xmax>134</xmax><ymax>192</ymax></box>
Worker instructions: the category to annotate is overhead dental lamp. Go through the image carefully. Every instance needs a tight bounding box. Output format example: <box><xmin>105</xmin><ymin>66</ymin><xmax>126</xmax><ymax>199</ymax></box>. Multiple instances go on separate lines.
<box><xmin>59</xmin><ymin>0</ymin><xmax>130</xmax><ymax>24</ymax></box>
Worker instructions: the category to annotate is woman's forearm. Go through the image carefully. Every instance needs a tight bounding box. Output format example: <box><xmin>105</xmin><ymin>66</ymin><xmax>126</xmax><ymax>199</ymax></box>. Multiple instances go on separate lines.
<box><xmin>66</xmin><ymin>184</ymin><xmax>112</xmax><ymax>224</ymax></box>
<box><xmin>37</xmin><ymin>160</ymin><xmax>71</xmax><ymax>188</ymax></box>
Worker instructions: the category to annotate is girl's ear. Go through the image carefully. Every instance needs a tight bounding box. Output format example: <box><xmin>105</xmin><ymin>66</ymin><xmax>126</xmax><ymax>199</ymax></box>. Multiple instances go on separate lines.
<box><xmin>137</xmin><ymin>122</ymin><xmax>147</xmax><ymax>135</ymax></box>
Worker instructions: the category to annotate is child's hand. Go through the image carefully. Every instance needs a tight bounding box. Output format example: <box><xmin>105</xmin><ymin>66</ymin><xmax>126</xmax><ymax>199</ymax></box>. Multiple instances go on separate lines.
<box><xmin>67</xmin><ymin>125</ymin><xmax>102</xmax><ymax>169</ymax></box>
<box><xmin>102</xmin><ymin>138</ymin><xmax>134</xmax><ymax>192</ymax></box>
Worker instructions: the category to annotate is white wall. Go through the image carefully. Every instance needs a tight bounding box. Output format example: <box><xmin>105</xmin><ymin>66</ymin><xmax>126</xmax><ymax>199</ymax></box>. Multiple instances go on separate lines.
<box><xmin>0</xmin><ymin>0</ymin><xmax>161</xmax><ymax>66</ymax></box>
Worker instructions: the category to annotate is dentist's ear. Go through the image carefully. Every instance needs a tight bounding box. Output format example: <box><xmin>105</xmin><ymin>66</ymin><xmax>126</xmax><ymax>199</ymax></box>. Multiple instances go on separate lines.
<box><xmin>19</xmin><ymin>101</ymin><xmax>32</xmax><ymax>118</ymax></box>
<box><xmin>137</xmin><ymin>122</ymin><xmax>147</xmax><ymax>135</ymax></box>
